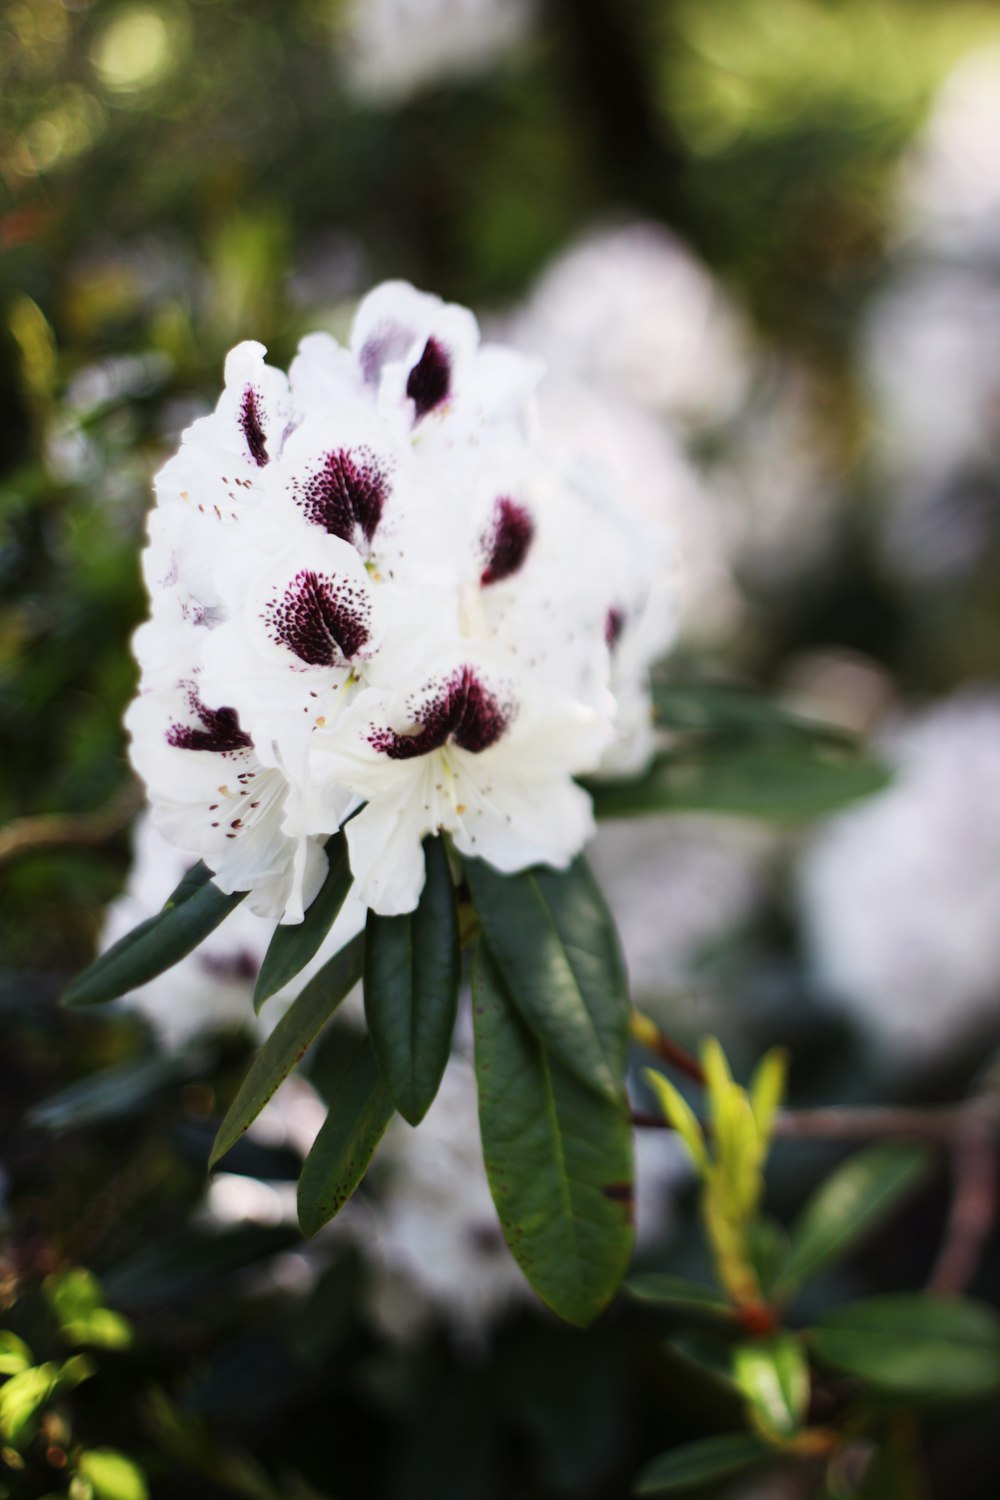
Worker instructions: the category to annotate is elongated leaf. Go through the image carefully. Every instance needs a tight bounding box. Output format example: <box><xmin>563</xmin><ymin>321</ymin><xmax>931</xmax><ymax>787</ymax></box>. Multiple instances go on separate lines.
<box><xmin>64</xmin><ymin>862</ymin><xmax>244</xmax><ymax>1007</ymax></box>
<box><xmin>644</xmin><ymin>1070</ymin><xmax>708</xmax><ymax>1175</ymax></box>
<box><xmin>472</xmin><ymin>944</ymin><xmax>633</xmax><ymax>1327</ymax></box>
<box><xmin>591</xmin><ymin>741</ymin><xmax>889</xmax><ymax>821</ymax></box>
<box><xmin>364</xmin><ymin>835</ymin><xmax>460</xmax><ymax>1124</ymax></box>
<box><xmin>651</xmin><ymin>680</ymin><xmax>850</xmax><ymax>744</ymax></box>
<box><xmin>782</xmin><ymin>1144</ymin><xmax>931</xmax><ymax>1288</ymax></box>
<box><xmin>28</xmin><ymin>1054</ymin><xmax>184</xmax><ymax>1131</ymax></box>
<box><xmin>254</xmin><ymin>833</ymin><xmax>353</xmax><ymax>1011</ymax></box>
<box><xmin>733</xmin><ymin>1335</ymin><xmax>809</xmax><ymax>1439</ymax></box>
<box><xmin>297</xmin><ymin>1033</ymin><xmax>395</xmax><ymax>1236</ymax></box>
<box><xmin>626</xmin><ymin>1274</ymin><xmax>732</xmax><ymax>1318</ymax></box>
<box><xmin>635</xmin><ymin>1432</ymin><xmax>769</xmax><ymax>1494</ymax></box>
<box><xmin>103</xmin><ymin>1225</ymin><xmax>299</xmax><ymax>1307</ymax></box>
<box><xmin>77</xmin><ymin>1448</ymin><xmax>149</xmax><ymax>1500</ymax></box>
<box><xmin>810</xmin><ymin>1295</ymin><xmax>1000</xmax><ymax>1400</ymax></box>
<box><xmin>209</xmin><ymin>934</ymin><xmax>364</xmax><ymax>1167</ymax></box>
<box><xmin>465</xmin><ymin>855</ymin><xmax>628</xmax><ymax>1104</ymax></box>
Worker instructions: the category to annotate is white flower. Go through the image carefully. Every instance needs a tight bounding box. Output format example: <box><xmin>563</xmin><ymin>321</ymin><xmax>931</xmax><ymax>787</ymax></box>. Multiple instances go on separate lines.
<box><xmin>798</xmin><ymin>690</ymin><xmax>1000</xmax><ymax>1064</ymax></box>
<box><xmin>129</xmin><ymin>279</ymin><xmax>675</xmax><ymax>920</ymax></box>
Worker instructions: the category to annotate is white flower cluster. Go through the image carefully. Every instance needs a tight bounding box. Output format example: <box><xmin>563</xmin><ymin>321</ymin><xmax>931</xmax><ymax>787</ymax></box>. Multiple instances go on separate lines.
<box><xmin>128</xmin><ymin>282</ymin><xmax>671</xmax><ymax>922</ymax></box>
<box><xmin>799</xmin><ymin>689</ymin><xmax>1000</xmax><ymax>1064</ymax></box>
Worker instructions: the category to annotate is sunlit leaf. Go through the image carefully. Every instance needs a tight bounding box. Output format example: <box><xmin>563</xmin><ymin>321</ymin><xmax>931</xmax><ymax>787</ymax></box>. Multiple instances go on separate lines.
<box><xmin>733</xmin><ymin>1334</ymin><xmax>809</xmax><ymax>1439</ymax></box>
<box><xmin>77</xmin><ymin>1449</ymin><xmax>149</xmax><ymax>1500</ymax></box>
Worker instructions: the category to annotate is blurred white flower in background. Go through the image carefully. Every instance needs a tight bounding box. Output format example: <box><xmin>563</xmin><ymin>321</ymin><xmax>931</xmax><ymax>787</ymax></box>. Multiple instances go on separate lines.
<box><xmin>590</xmin><ymin>815</ymin><xmax>778</xmax><ymax>1010</ymax></box>
<box><xmin>338</xmin><ymin>0</ymin><xmax>535</xmax><ymax>104</ymax></box>
<box><xmin>799</xmin><ymin>688</ymin><xmax>1000</xmax><ymax>1065</ymax></box>
<box><xmin>897</xmin><ymin>45</ymin><xmax>1000</xmax><ymax>261</ymax></box>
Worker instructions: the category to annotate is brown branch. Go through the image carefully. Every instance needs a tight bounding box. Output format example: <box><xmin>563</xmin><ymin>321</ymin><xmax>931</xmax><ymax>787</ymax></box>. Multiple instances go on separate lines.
<box><xmin>0</xmin><ymin>781</ymin><xmax>142</xmax><ymax>867</ymax></box>
<box><xmin>928</xmin><ymin>1112</ymin><xmax>999</xmax><ymax>1296</ymax></box>
<box><xmin>630</xmin><ymin>1010</ymin><xmax>706</xmax><ymax>1086</ymax></box>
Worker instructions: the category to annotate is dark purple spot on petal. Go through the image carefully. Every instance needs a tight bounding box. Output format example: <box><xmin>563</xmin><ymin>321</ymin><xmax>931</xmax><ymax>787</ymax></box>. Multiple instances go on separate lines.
<box><xmin>370</xmin><ymin>665</ymin><xmax>511</xmax><ymax>760</ymax></box>
<box><xmin>239</xmin><ymin>386</ymin><xmax>269</xmax><ymax>467</ymax></box>
<box><xmin>167</xmin><ymin>688</ymin><xmax>253</xmax><ymax>754</ymax></box>
<box><xmin>605</xmin><ymin>607</ymin><xmax>625</xmax><ymax>651</ymax></box>
<box><xmin>265</xmin><ymin>570</ymin><xmax>371</xmax><ymax>666</ymax></box>
<box><xmin>481</xmin><ymin>497</ymin><xmax>534</xmax><ymax>586</ymax></box>
<box><xmin>405</xmin><ymin>337</ymin><xmax>450</xmax><ymax>420</ymax></box>
<box><xmin>293</xmin><ymin>447</ymin><xmax>387</xmax><ymax>546</ymax></box>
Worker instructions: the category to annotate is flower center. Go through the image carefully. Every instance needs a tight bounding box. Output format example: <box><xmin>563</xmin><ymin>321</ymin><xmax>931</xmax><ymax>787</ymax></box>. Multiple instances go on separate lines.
<box><xmin>264</xmin><ymin>570</ymin><xmax>371</xmax><ymax>666</ymax></box>
<box><xmin>481</xmin><ymin>497</ymin><xmax>534</xmax><ymax>586</ymax></box>
<box><xmin>370</xmin><ymin>665</ymin><xmax>511</xmax><ymax>760</ymax></box>
<box><xmin>167</xmin><ymin>687</ymin><xmax>253</xmax><ymax>753</ymax></box>
<box><xmin>605</xmin><ymin>607</ymin><xmax>626</xmax><ymax>651</ymax></box>
<box><xmin>293</xmin><ymin>447</ymin><xmax>387</xmax><ymax>546</ymax></box>
<box><xmin>406</xmin><ymin>337</ymin><xmax>451</xmax><ymax>420</ymax></box>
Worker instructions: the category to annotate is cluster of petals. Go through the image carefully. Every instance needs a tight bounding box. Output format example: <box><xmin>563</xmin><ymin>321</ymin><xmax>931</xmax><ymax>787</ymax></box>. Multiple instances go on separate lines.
<box><xmin>127</xmin><ymin>281</ymin><xmax>671</xmax><ymax>920</ymax></box>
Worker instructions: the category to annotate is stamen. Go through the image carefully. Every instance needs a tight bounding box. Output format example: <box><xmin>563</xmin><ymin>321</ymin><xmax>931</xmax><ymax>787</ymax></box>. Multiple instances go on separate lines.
<box><xmin>481</xmin><ymin>497</ymin><xmax>534</xmax><ymax>586</ymax></box>
<box><xmin>167</xmin><ymin>688</ymin><xmax>253</xmax><ymax>754</ymax></box>
<box><xmin>239</xmin><ymin>386</ymin><xmax>269</xmax><ymax>467</ymax></box>
<box><xmin>265</xmin><ymin>570</ymin><xmax>371</xmax><ymax>666</ymax></box>
<box><xmin>406</xmin><ymin>337</ymin><xmax>451</xmax><ymax>420</ymax></box>
<box><xmin>370</xmin><ymin>665</ymin><xmax>511</xmax><ymax>760</ymax></box>
<box><xmin>293</xmin><ymin>447</ymin><xmax>387</xmax><ymax>545</ymax></box>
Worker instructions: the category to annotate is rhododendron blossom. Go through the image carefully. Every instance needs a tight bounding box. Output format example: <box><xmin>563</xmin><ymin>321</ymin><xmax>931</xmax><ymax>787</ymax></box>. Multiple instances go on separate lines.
<box><xmin>127</xmin><ymin>281</ymin><xmax>673</xmax><ymax>919</ymax></box>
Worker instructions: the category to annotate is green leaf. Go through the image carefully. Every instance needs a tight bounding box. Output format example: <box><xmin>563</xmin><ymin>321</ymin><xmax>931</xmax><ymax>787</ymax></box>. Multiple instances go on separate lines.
<box><xmin>810</xmin><ymin>1294</ymin><xmax>1000</xmax><ymax>1400</ymax></box>
<box><xmin>0</xmin><ymin>1332</ymin><xmax>32</xmax><ymax>1375</ymax></box>
<box><xmin>0</xmin><ymin>1364</ymin><xmax>58</xmax><ymax>1442</ymax></box>
<box><xmin>28</xmin><ymin>1055</ymin><xmax>183</xmax><ymax>1131</ymax></box>
<box><xmin>634</xmin><ymin>1432</ymin><xmax>769</xmax><ymax>1494</ymax></box>
<box><xmin>45</xmin><ymin>1269</ymin><xmax>132</xmax><ymax>1349</ymax></box>
<box><xmin>297</xmin><ymin>1032</ymin><xmax>395</xmax><ymax>1236</ymax></box>
<box><xmin>64</xmin><ymin>862</ymin><xmax>245</xmax><ymax>1007</ymax></box>
<box><xmin>626</xmin><ymin>1274</ymin><xmax>731</xmax><ymax>1318</ymax></box>
<box><xmin>733</xmin><ymin>1335</ymin><xmax>809</xmax><ymax>1439</ymax></box>
<box><xmin>783</xmin><ymin>1145</ymin><xmax>931</xmax><ymax>1289</ymax></box>
<box><xmin>472</xmin><ymin>944</ymin><xmax>633</xmax><ymax>1327</ymax></box>
<box><xmin>643</xmin><ymin>1070</ymin><xmax>708</xmax><ymax>1175</ymax></box>
<box><xmin>749</xmin><ymin>1049</ymin><xmax>786</xmax><ymax>1147</ymax></box>
<box><xmin>103</xmin><ymin>1226</ymin><xmax>300</xmax><ymax>1308</ymax></box>
<box><xmin>209</xmin><ymin>934</ymin><xmax>364</xmax><ymax>1167</ymax></box>
<box><xmin>364</xmin><ymin>835</ymin><xmax>460</xmax><ymax>1124</ymax></box>
<box><xmin>591</xmin><ymin>741</ymin><xmax>890</xmax><ymax>821</ymax></box>
<box><xmin>253</xmin><ymin>833</ymin><xmax>353</xmax><ymax>1011</ymax></box>
<box><xmin>651</xmin><ymin>680</ymin><xmax>850</xmax><ymax>743</ymax></box>
<box><xmin>77</xmin><ymin>1448</ymin><xmax>149</xmax><ymax>1500</ymax></box>
<box><xmin>465</xmin><ymin>855</ymin><xmax>629</xmax><ymax>1104</ymax></box>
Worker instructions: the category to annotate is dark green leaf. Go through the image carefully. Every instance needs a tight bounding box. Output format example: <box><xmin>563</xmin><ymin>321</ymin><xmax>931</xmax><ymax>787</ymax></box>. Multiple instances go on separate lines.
<box><xmin>297</xmin><ymin>1032</ymin><xmax>395</xmax><ymax>1236</ymax></box>
<box><xmin>626</xmin><ymin>1274</ymin><xmax>732</xmax><ymax>1318</ymax></box>
<box><xmin>103</xmin><ymin>1226</ymin><xmax>299</xmax><ymax>1308</ymax></box>
<box><xmin>465</xmin><ymin>855</ymin><xmax>629</xmax><ymax>1103</ymax></box>
<box><xmin>63</xmin><ymin>862</ymin><xmax>244</xmax><ymax>1007</ymax></box>
<box><xmin>364</xmin><ymin>835</ymin><xmax>460</xmax><ymax>1124</ymax></box>
<box><xmin>810</xmin><ymin>1295</ymin><xmax>1000</xmax><ymax>1400</ymax></box>
<box><xmin>253</xmin><ymin>832</ymin><xmax>353</xmax><ymax>1011</ymax></box>
<box><xmin>209</xmin><ymin>934</ymin><xmax>364</xmax><ymax>1167</ymax></box>
<box><xmin>27</xmin><ymin>1054</ymin><xmax>184</xmax><ymax>1131</ymax></box>
<box><xmin>651</xmin><ymin>680</ymin><xmax>850</xmax><ymax>744</ymax></box>
<box><xmin>634</xmin><ymin>1433</ymin><xmax>769</xmax><ymax>1494</ymax></box>
<box><xmin>783</xmin><ymin>1144</ymin><xmax>931</xmax><ymax>1289</ymax></box>
<box><xmin>472</xmin><ymin>944</ymin><xmax>633</xmax><ymax>1327</ymax></box>
<box><xmin>591</xmin><ymin>742</ymin><xmax>890</xmax><ymax>821</ymax></box>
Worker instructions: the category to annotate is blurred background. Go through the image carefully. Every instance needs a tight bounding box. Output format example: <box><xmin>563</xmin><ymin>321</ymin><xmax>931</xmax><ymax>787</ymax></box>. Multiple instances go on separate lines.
<box><xmin>4</xmin><ymin>1</ymin><xmax>1000</xmax><ymax>1496</ymax></box>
